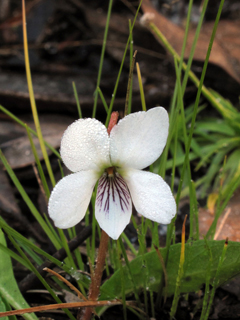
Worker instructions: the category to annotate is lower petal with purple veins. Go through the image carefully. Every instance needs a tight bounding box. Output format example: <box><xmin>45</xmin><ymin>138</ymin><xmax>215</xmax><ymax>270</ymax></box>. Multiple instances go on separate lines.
<box><xmin>95</xmin><ymin>171</ymin><xmax>132</xmax><ymax>240</ymax></box>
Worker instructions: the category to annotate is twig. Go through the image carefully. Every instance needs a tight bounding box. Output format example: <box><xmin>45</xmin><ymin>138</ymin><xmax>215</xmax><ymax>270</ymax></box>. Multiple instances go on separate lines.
<box><xmin>43</xmin><ymin>267</ymin><xmax>87</xmax><ymax>301</ymax></box>
<box><xmin>0</xmin><ymin>300</ymin><xmax>135</xmax><ymax>318</ymax></box>
<box><xmin>32</xmin><ymin>163</ymin><xmax>48</xmax><ymax>204</ymax></box>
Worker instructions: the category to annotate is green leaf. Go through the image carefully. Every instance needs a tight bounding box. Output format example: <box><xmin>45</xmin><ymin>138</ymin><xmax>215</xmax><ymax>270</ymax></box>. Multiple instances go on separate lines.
<box><xmin>0</xmin><ymin>296</ymin><xmax>8</xmax><ymax>320</ymax></box>
<box><xmin>195</xmin><ymin>137</ymin><xmax>240</xmax><ymax>170</ymax></box>
<box><xmin>99</xmin><ymin>240</ymin><xmax>240</xmax><ymax>301</ymax></box>
<box><xmin>0</xmin><ymin>297</ymin><xmax>17</xmax><ymax>320</ymax></box>
<box><xmin>209</xmin><ymin>90</ymin><xmax>240</xmax><ymax>121</ymax></box>
<box><xmin>0</xmin><ymin>229</ymin><xmax>38</xmax><ymax>320</ymax></box>
<box><xmin>194</xmin><ymin>119</ymin><xmax>235</xmax><ymax>136</ymax></box>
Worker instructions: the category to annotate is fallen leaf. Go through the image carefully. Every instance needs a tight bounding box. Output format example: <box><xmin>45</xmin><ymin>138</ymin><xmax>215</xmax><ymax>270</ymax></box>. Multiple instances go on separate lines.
<box><xmin>0</xmin><ymin>165</ymin><xmax>48</xmax><ymax>242</ymax></box>
<box><xmin>0</xmin><ymin>164</ymin><xmax>21</xmax><ymax>216</ymax></box>
<box><xmin>0</xmin><ymin>114</ymin><xmax>74</xmax><ymax>169</ymax></box>
<box><xmin>141</xmin><ymin>0</ymin><xmax>240</xmax><ymax>83</ymax></box>
<box><xmin>199</xmin><ymin>188</ymin><xmax>240</xmax><ymax>241</ymax></box>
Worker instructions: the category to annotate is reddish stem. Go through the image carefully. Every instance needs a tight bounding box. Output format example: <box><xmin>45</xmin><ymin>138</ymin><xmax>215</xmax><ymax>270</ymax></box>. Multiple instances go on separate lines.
<box><xmin>79</xmin><ymin>113</ymin><xmax>118</xmax><ymax>320</ymax></box>
<box><xmin>79</xmin><ymin>231</ymin><xmax>109</xmax><ymax>320</ymax></box>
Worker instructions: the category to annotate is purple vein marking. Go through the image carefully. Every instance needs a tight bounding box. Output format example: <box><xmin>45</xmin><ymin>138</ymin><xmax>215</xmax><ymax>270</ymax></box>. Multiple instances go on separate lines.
<box><xmin>96</xmin><ymin>171</ymin><xmax>131</xmax><ymax>216</ymax></box>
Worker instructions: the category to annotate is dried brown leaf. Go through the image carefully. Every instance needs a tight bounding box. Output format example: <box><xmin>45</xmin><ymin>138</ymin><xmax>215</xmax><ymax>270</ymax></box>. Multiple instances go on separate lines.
<box><xmin>141</xmin><ymin>0</ymin><xmax>240</xmax><ymax>83</ymax></box>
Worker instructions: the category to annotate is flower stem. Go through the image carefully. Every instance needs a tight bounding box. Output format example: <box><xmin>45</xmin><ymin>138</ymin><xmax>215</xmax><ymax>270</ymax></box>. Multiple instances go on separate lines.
<box><xmin>79</xmin><ymin>230</ymin><xmax>109</xmax><ymax>320</ymax></box>
<box><xmin>78</xmin><ymin>112</ymin><xmax>117</xmax><ymax>320</ymax></box>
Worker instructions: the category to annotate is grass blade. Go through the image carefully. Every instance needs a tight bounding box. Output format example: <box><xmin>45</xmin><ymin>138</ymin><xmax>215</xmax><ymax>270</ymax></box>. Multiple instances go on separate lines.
<box><xmin>22</xmin><ymin>0</ymin><xmax>55</xmax><ymax>187</ymax></box>
<box><xmin>0</xmin><ymin>151</ymin><xmax>60</xmax><ymax>250</ymax></box>
<box><xmin>0</xmin><ymin>229</ymin><xmax>38</xmax><ymax>320</ymax></box>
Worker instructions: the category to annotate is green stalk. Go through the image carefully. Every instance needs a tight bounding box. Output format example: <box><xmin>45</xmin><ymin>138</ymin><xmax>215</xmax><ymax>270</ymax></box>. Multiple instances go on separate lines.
<box><xmin>151</xmin><ymin>222</ymin><xmax>159</xmax><ymax>249</ymax></box>
<box><xmin>190</xmin><ymin>181</ymin><xmax>199</xmax><ymax>240</ymax></box>
<box><xmin>84</xmin><ymin>211</ymin><xmax>91</xmax><ymax>264</ymax></box>
<box><xmin>97</xmin><ymin>87</ymin><xmax>109</xmax><ymax>113</ymax></box>
<box><xmin>119</xmin><ymin>237</ymin><xmax>141</xmax><ymax>306</ymax></box>
<box><xmin>105</xmin><ymin>0</ymin><xmax>143</xmax><ymax>127</ymax></box>
<box><xmin>43</xmin><ymin>213</ymin><xmax>61</xmax><ymax>245</ymax></box>
<box><xmin>125</xmin><ymin>51</ymin><xmax>137</xmax><ymax>116</ymax></box>
<box><xmin>128</xmin><ymin>20</ymin><xmax>134</xmax><ymax>115</ymax></box>
<box><xmin>0</xmin><ymin>151</ymin><xmax>60</xmax><ymax>250</ymax></box>
<box><xmin>8</xmin><ymin>234</ymin><xmax>75</xmax><ymax>320</ymax></box>
<box><xmin>170</xmin><ymin>216</ymin><xmax>187</xmax><ymax>319</ymax></box>
<box><xmin>171</xmin><ymin>113</ymin><xmax>179</xmax><ymax>191</ymax></box>
<box><xmin>72</xmin><ymin>82</ymin><xmax>82</xmax><ymax>118</ymax></box>
<box><xmin>174</xmin><ymin>56</ymin><xmax>192</xmax><ymax>190</ymax></box>
<box><xmin>92</xmin><ymin>0</ymin><xmax>113</xmax><ymax>118</ymax></box>
<box><xmin>58</xmin><ymin>229</ymin><xmax>77</xmax><ymax>269</ymax></box>
<box><xmin>91</xmin><ymin>191</ymin><xmax>97</xmax><ymax>265</ymax></box>
<box><xmin>147</xmin><ymin>0</ymin><xmax>230</xmax><ymax>128</ymax></box>
<box><xmin>0</xmin><ymin>218</ymin><xmax>68</xmax><ymax>271</ymax></box>
<box><xmin>203</xmin><ymin>239</ymin><xmax>228</xmax><ymax>319</ymax></box>
<box><xmin>136</xmin><ymin>62</ymin><xmax>146</xmax><ymax>111</ymax></box>
<box><xmin>121</xmin><ymin>232</ymin><xmax>137</xmax><ymax>256</ymax></box>
<box><xmin>150</xmin><ymin>290</ymin><xmax>155</xmax><ymax>319</ymax></box>
<box><xmin>72</xmin><ymin>227</ymin><xmax>85</xmax><ymax>271</ymax></box>
<box><xmin>0</xmin><ymin>242</ymin><xmax>29</xmax><ymax>269</ymax></box>
<box><xmin>176</xmin><ymin>0</ymin><xmax>225</xmax><ymax>205</ymax></box>
<box><xmin>117</xmin><ymin>240</ymin><xmax>127</xmax><ymax>320</ymax></box>
<box><xmin>158</xmin><ymin>82</ymin><xmax>178</xmax><ymax>178</ymax></box>
<box><xmin>22</xmin><ymin>0</ymin><xmax>55</xmax><ymax>187</ymax></box>
<box><xmin>200</xmin><ymin>238</ymin><xmax>212</xmax><ymax>320</ymax></box>
<box><xmin>25</xmin><ymin>125</ymin><xmax>50</xmax><ymax>198</ymax></box>
<box><xmin>181</xmin><ymin>0</ymin><xmax>210</xmax><ymax>94</ymax></box>
<box><xmin>178</xmin><ymin>0</ymin><xmax>193</xmax><ymax>73</ymax></box>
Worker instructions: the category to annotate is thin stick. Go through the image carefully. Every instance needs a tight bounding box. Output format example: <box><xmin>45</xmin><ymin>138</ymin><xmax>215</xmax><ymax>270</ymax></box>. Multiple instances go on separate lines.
<box><xmin>32</xmin><ymin>163</ymin><xmax>48</xmax><ymax>205</ymax></box>
<box><xmin>0</xmin><ymin>300</ymin><xmax>134</xmax><ymax>318</ymax></box>
<box><xmin>43</xmin><ymin>267</ymin><xmax>87</xmax><ymax>301</ymax></box>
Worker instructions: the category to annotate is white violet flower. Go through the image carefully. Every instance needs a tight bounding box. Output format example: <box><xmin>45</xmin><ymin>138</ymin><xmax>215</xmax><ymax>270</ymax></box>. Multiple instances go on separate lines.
<box><xmin>48</xmin><ymin>107</ymin><xmax>176</xmax><ymax>239</ymax></box>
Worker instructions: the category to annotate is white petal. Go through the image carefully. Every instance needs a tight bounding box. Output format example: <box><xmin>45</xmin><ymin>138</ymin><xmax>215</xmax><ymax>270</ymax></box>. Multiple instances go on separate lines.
<box><xmin>122</xmin><ymin>168</ymin><xmax>176</xmax><ymax>224</ymax></box>
<box><xmin>95</xmin><ymin>171</ymin><xmax>132</xmax><ymax>239</ymax></box>
<box><xmin>110</xmin><ymin>107</ymin><xmax>169</xmax><ymax>170</ymax></box>
<box><xmin>48</xmin><ymin>170</ymin><xmax>98</xmax><ymax>228</ymax></box>
<box><xmin>61</xmin><ymin>118</ymin><xmax>110</xmax><ymax>172</ymax></box>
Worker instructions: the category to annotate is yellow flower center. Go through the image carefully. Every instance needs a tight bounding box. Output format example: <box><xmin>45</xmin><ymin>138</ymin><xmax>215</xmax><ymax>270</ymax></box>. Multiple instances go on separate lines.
<box><xmin>106</xmin><ymin>166</ymin><xmax>114</xmax><ymax>177</ymax></box>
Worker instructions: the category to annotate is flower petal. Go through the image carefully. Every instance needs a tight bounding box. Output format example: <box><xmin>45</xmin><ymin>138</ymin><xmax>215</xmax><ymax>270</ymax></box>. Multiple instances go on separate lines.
<box><xmin>48</xmin><ymin>170</ymin><xmax>98</xmax><ymax>228</ymax></box>
<box><xmin>122</xmin><ymin>168</ymin><xmax>176</xmax><ymax>224</ymax></box>
<box><xmin>110</xmin><ymin>107</ymin><xmax>169</xmax><ymax>169</ymax></box>
<box><xmin>95</xmin><ymin>172</ymin><xmax>132</xmax><ymax>239</ymax></box>
<box><xmin>61</xmin><ymin>118</ymin><xmax>110</xmax><ymax>172</ymax></box>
